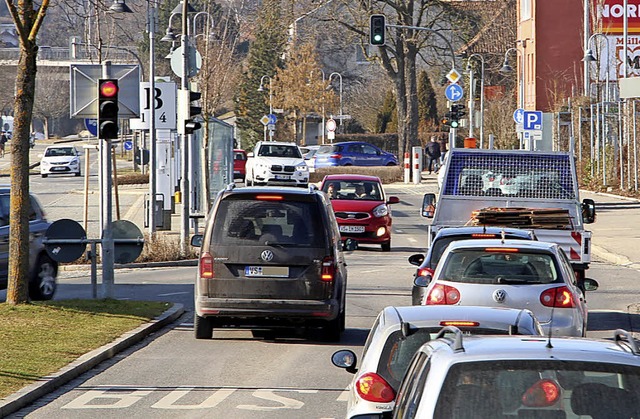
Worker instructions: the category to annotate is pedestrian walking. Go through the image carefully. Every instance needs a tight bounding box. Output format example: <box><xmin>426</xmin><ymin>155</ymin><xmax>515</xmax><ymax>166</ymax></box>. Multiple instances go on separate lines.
<box><xmin>0</xmin><ymin>132</ymin><xmax>7</xmax><ymax>158</ymax></box>
<box><xmin>425</xmin><ymin>136</ymin><xmax>441</xmax><ymax>174</ymax></box>
<box><xmin>439</xmin><ymin>136</ymin><xmax>448</xmax><ymax>165</ymax></box>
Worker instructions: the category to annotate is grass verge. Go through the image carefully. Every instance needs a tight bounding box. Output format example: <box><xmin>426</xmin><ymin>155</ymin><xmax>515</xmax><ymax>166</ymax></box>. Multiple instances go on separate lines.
<box><xmin>0</xmin><ymin>299</ymin><xmax>170</xmax><ymax>399</ymax></box>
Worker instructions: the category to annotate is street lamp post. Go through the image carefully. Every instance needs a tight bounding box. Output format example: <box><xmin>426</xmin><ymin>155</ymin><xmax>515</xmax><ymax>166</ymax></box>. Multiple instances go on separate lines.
<box><xmin>309</xmin><ymin>70</ymin><xmax>326</xmax><ymax>144</ymax></box>
<box><xmin>466</xmin><ymin>54</ymin><xmax>485</xmax><ymax>147</ymax></box>
<box><xmin>258</xmin><ymin>75</ymin><xmax>273</xmax><ymax>141</ymax></box>
<box><xmin>329</xmin><ymin>72</ymin><xmax>343</xmax><ymax>132</ymax></box>
<box><xmin>583</xmin><ymin>33</ymin><xmax>611</xmax><ymax>102</ymax></box>
<box><xmin>500</xmin><ymin>47</ymin><xmax>526</xmax><ymax>148</ymax></box>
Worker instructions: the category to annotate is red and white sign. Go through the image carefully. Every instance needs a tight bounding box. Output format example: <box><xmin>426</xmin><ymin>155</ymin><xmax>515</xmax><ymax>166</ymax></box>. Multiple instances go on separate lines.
<box><xmin>326</xmin><ymin>118</ymin><xmax>337</xmax><ymax>132</ymax></box>
<box><xmin>596</xmin><ymin>0</ymin><xmax>640</xmax><ymax>34</ymax></box>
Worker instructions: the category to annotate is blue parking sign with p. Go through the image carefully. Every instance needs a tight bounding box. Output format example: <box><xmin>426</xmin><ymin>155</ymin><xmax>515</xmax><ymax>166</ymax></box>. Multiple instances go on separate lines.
<box><xmin>523</xmin><ymin>111</ymin><xmax>543</xmax><ymax>130</ymax></box>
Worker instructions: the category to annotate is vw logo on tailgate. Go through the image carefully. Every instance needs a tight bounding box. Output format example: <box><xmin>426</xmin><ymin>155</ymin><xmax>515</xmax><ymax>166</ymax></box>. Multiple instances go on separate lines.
<box><xmin>493</xmin><ymin>289</ymin><xmax>507</xmax><ymax>303</ymax></box>
<box><xmin>261</xmin><ymin>250</ymin><xmax>274</xmax><ymax>262</ymax></box>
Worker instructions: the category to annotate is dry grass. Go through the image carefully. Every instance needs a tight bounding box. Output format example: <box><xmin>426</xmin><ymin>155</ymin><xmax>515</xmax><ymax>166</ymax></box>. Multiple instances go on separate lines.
<box><xmin>137</xmin><ymin>233</ymin><xmax>198</xmax><ymax>262</ymax></box>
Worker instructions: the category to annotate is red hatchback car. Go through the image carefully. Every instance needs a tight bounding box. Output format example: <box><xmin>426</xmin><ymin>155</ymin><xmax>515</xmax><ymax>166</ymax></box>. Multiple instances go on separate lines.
<box><xmin>320</xmin><ymin>174</ymin><xmax>400</xmax><ymax>251</ymax></box>
<box><xmin>233</xmin><ymin>149</ymin><xmax>247</xmax><ymax>182</ymax></box>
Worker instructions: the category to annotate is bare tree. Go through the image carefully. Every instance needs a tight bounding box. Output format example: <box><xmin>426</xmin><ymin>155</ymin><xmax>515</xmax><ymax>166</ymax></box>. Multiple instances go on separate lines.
<box><xmin>32</xmin><ymin>69</ymin><xmax>70</xmax><ymax>138</ymax></box>
<box><xmin>5</xmin><ymin>0</ymin><xmax>51</xmax><ymax>304</ymax></box>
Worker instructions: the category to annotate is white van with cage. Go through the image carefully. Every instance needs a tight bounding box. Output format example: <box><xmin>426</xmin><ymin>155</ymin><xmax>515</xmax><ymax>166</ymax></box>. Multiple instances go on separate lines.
<box><xmin>421</xmin><ymin>147</ymin><xmax>596</xmax><ymax>284</ymax></box>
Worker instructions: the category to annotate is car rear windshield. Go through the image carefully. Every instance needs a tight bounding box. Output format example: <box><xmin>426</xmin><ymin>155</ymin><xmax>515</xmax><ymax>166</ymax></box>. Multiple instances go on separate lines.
<box><xmin>434</xmin><ymin>360</ymin><xmax>640</xmax><ymax>419</ymax></box>
<box><xmin>441</xmin><ymin>249</ymin><xmax>560</xmax><ymax>284</ymax></box>
<box><xmin>317</xmin><ymin>145</ymin><xmax>341</xmax><ymax>154</ymax></box>
<box><xmin>429</xmin><ymin>234</ymin><xmax>532</xmax><ymax>268</ymax></box>
<box><xmin>257</xmin><ymin>144</ymin><xmax>302</xmax><ymax>158</ymax></box>
<box><xmin>212</xmin><ymin>194</ymin><xmax>325</xmax><ymax>247</ymax></box>
<box><xmin>234</xmin><ymin>152</ymin><xmax>246</xmax><ymax>160</ymax></box>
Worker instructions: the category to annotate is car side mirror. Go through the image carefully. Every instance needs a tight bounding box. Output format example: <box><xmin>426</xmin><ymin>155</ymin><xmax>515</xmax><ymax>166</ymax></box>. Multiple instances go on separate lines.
<box><xmin>190</xmin><ymin>234</ymin><xmax>203</xmax><ymax>247</ymax></box>
<box><xmin>581</xmin><ymin>198</ymin><xmax>596</xmax><ymax>224</ymax></box>
<box><xmin>408</xmin><ymin>253</ymin><xmax>425</xmax><ymax>266</ymax></box>
<box><xmin>422</xmin><ymin>193</ymin><xmax>436</xmax><ymax>218</ymax></box>
<box><xmin>331</xmin><ymin>349</ymin><xmax>358</xmax><ymax>374</ymax></box>
<box><xmin>343</xmin><ymin>238</ymin><xmax>358</xmax><ymax>251</ymax></box>
<box><xmin>582</xmin><ymin>278</ymin><xmax>599</xmax><ymax>292</ymax></box>
<box><xmin>414</xmin><ymin>275</ymin><xmax>432</xmax><ymax>287</ymax></box>
<box><xmin>387</xmin><ymin>196</ymin><xmax>400</xmax><ymax>205</ymax></box>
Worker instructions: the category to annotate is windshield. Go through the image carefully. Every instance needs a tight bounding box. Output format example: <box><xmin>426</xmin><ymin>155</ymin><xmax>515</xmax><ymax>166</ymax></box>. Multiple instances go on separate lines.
<box><xmin>441</xmin><ymin>249</ymin><xmax>560</xmax><ymax>284</ymax></box>
<box><xmin>322</xmin><ymin>180</ymin><xmax>383</xmax><ymax>201</ymax></box>
<box><xmin>434</xmin><ymin>360</ymin><xmax>640</xmax><ymax>419</ymax></box>
<box><xmin>45</xmin><ymin>148</ymin><xmax>76</xmax><ymax>157</ymax></box>
<box><xmin>257</xmin><ymin>144</ymin><xmax>302</xmax><ymax>158</ymax></box>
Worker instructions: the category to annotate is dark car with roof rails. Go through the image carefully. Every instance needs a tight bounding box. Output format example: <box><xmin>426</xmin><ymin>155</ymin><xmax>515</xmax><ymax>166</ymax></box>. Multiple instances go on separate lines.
<box><xmin>190</xmin><ymin>183</ymin><xmax>349</xmax><ymax>342</ymax></box>
<box><xmin>0</xmin><ymin>187</ymin><xmax>58</xmax><ymax>300</ymax></box>
<box><xmin>408</xmin><ymin>226</ymin><xmax>536</xmax><ymax>305</ymax></box>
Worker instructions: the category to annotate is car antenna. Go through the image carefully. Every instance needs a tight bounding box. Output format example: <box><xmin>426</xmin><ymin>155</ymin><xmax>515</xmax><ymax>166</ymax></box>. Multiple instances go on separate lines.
<box><xmin>501</xmin><ymin>229</ymin><xmax>506</xmax><ymax>244</ymax></box>
<box><xmin>546</xmin><ymin>288</ymin><xmax>557</xmax><ymax>348</ymax></box>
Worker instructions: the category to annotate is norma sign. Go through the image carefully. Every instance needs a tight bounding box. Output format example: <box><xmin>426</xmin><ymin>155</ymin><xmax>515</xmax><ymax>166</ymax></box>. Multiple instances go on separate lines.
<box><xmin>138</xmin><ymin>82</ymin><xmax>177</xmax><ymax>130</ymax></box>
<box><xmin>596</xmin><ymin>0</ymin><xmax>640</xmax><ymax>34</ymax></box>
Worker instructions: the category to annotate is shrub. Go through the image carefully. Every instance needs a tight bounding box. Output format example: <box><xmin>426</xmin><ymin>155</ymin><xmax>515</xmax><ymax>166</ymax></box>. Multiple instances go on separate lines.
<box><xmin>310</xmin><ymin>166</ymin><xmax>403</xmax><ymax>184</ymax></box>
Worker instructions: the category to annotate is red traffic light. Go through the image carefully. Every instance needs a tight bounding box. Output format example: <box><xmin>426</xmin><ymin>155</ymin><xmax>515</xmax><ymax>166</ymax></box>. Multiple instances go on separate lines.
<box><xmin>99</xmin><ymin>80</ymin><xmax>118</xmax><ymax>98</ymax></box>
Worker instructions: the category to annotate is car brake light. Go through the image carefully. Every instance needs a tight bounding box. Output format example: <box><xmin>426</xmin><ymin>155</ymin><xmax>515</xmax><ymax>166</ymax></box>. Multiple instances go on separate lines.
<box><xmin>540</xmin><ymin>286</ymin><xmax>576</xmax><ymax>308</ymax></box>
<box><xmin>521</xmin><ymin>379</ymin><xmax>560</xmax><ymax>407</ymax></box>
<box><xmin>321</xmin><ymin>256</ymin><xmax>335</xmax><ymax>282</ymax></box>
<box><xmin>471</xmin><ymin>233</ymin><xmax>497</xmax><ymax>238</ymax></box>
<box><xmin>417</xmin><ymin>267</ymin><xmax>434</xmax><ymax>277</ymax></box>
<box><xmin>355</xmin><ymin>372</ymin><xmax>395</xmax><ymax>403</ymax></box>
<box><xmin>199</xmin><ymin>252</ymin><xmax>214</xmax><ymax>278</ymax></box>
<box><xmin>440</xmin><ymin>321</ymin><xmax>479</xmax><ymax>327</ymax></box>
<box><xmin>255</xmin><ymin>195</ymin><xmax>283</xmax><ymax>201</ymax></box>
<box><xmin>484</xmin><ymin>248</ymin><xmax>520</xmax><ymax>253</ymax></box>
<box><xmin>426</xmin><ymin>284</ymin><xmax>460</xmax><ymax>305</ymax></box>
<box><xmin>330</xmin><ymin>154</ymin><xmax>342</xmax><ymax>159</ymax></box>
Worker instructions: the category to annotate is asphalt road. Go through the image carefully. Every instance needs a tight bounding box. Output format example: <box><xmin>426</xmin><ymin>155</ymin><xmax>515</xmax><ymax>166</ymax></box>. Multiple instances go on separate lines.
<box><xmin>4</xmin><ymin>184</ymin><xmax>640</xmax><ymax>418</ymax></box>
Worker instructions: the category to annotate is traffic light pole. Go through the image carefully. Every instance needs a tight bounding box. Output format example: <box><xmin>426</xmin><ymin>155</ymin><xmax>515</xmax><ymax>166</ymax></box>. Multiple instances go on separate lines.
<box><xmin>179</xmin><ymin>0</ymin><xmax>190</xmax><ymax>255</ymax></box>
<box><xmin>100</xmin><ymin>62</ymin><xmax>115</xmax><ymax>298</ymax></box>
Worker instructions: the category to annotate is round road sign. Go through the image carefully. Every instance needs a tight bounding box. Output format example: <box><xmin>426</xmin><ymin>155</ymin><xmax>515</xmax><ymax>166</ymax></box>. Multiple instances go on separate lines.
<box><xmin>44</xmin><ymin>219</ymin><xmax>87</xmax><ymax>263</ymax></box>
<box><xmin>326</xmin><ymin>118</ymin><xmax>337</xmax><ymax>132</ymax></box>
<box><xmin>112</xmin><ymin>219</ymin><xmax>144</xmax><ymax>264</ymax></box>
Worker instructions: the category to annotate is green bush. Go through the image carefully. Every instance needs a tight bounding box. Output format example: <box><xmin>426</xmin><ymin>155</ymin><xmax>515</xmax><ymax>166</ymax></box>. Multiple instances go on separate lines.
<box><xmin>310</xmin><ymin>166</ymin><xmax>403</xmax><ymax>184</ymax></box>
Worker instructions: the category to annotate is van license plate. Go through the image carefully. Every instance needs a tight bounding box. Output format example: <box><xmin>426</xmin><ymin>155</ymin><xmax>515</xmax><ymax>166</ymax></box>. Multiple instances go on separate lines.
<box><xmin>339</xmin><ymin>225</ymin><xmax>365</xmax><ymax>233</ymax></box>
<box><xmin>245</xmin><ymin>266</ymin><xmax>289</xmax><ymax>277</ymax></box>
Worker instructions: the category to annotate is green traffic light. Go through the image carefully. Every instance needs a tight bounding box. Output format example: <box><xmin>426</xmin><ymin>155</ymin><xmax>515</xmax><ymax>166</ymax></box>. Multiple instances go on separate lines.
<box><xmin>374</xmin><ymin>34</ymin><xmax>383</xmax><ymax>42</ymax></box>
<box><xmin>450</xmin><ymin>121</ymin><xmax>459</xmax><ymax>128</ymax></box>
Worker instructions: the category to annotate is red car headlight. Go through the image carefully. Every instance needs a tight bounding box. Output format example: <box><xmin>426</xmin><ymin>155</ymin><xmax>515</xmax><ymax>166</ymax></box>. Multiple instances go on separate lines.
<box><xmin>372</xmin><ymin>204</ymin><xmax>388</xmax><ymax>218</ymax></box>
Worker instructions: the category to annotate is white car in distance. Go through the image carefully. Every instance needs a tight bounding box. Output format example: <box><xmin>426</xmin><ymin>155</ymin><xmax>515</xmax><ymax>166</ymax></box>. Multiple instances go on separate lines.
<box><xmin>245</xmin><ymin>141</ymin><xmax>309</xmax><ymax>187</ymax></box>
<box><xmin>40</xmin><ymin>145</ymin><xmax>81</xmax><ymax>178</ymax></box>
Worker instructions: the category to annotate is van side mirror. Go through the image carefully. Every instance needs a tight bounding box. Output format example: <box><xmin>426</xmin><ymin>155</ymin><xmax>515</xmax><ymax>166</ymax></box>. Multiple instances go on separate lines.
<box><xmin>408</xmin><ymin>253</ymin><xmax>425</xmax><ymax>266</ymax></box>
<box><xmin>422</xmin><ymin>193</ymin><xmax>436</xmax><ymax>218</ymax></box>
<box><xmin>190</xmin><ymin>234</ymin><xmax>203</xmax><ymax>247</ymax></box>
<box><xmin>583</xmin><ymin>278</ymin><xmax>599</xmax><ymax>291</ymax></box>
<box><xmin>343</xmin><ymin>238</ymin><xmax>358</xmax><ymax>251</ymax></box>
<box><xmin>581</xmin><ymin>198</ymin><xmax>596</xmax><ymax>224</ymax></box>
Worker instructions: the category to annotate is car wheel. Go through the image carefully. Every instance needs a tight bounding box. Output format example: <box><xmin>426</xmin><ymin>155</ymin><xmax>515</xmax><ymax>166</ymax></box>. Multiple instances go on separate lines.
<box><xmin>29</xmin><ymin>254</ymin><xmax>57</xmax><ymax>301</ymax></box>
<box><xmin>75</xmin><ymin>171</ymin><xmax>81</xmax><ymax>177</ymax></box>
<box><xmin>41</xmin><ymin>174</ymin><xmax>48</xmax><ymax>178</ymax></box>
<box><xmin>386</xmin><ymin>162</ymin><xmax>396</xmax><ymax>166</ymax></box>
<box><xmin>194</xmin><ymin>314</ymin><xmax>213</xmax><ymax>339</ymax></box>
<box><xmin>381</xmin><ymin>241</ymin><xmax>391</xmax><ymax>252</ymax></box>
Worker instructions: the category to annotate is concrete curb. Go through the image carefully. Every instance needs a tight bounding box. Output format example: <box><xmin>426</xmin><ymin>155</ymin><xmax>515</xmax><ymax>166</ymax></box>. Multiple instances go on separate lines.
<box><xmin>0</xmin><ymin>303</ymin><xmax>185</xmax><ymax>417</ymax></box>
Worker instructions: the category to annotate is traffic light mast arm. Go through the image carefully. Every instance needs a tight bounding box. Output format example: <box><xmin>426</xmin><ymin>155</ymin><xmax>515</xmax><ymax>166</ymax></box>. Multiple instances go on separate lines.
<box><xmin>385</xmin><ymin>23</ymin><xmax>457</xmax><ymax>72</ymax></box>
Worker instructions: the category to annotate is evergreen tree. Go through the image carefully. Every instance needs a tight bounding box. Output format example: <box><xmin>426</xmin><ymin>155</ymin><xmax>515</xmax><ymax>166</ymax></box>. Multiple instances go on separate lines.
<box><xmin>376</xmin><ymin>90</ymin><xmax>397</xmax><ymax>134</ymax></box>
<box><xmin>417</xmin><ymin>70</ymin><xmax>439</xmax><ymax>137</ymax></box>
<box><xmin>235</xmin><ymin>0</ymin><xmax>287</xmax><ymax>150</ymax></box>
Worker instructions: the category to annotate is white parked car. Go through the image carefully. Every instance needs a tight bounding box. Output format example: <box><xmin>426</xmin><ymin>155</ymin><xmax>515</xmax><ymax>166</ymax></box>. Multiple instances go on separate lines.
<box><xmin>415</xmin><ymin>239</ymin><xmax>599</xmax><ymax>337</ymax></box>
<box><xmin>331</xmin><ymin>305</ymin><xmax>543</xmax><ymax>418</ymax></box>
<box><xmin>244</xmin><ymin>141</ymin><xmax>309</xmax><ymax>187</ymax></box>
<box><xmin>40</xmin><ymin>145</ymin><xmax>81</xmax><ymax>178</ymax></box>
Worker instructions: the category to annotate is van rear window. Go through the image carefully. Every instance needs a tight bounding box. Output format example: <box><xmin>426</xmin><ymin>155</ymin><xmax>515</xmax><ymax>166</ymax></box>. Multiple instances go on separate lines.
<box><xmin>212</xmin><ymin>196</ymin><xmax>324</xmax><ymax>247</ymax></box>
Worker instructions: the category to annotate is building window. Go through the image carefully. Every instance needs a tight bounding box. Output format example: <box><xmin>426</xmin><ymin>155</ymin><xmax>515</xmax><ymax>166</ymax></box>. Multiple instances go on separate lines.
<box><xmin>521</xmin><ymin>0</ymin><xmax>531</xmax><ymax>21</ymax></box>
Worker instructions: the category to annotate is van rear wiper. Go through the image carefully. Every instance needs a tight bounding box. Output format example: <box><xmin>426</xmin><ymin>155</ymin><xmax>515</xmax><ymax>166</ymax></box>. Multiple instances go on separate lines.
<box><xmin>495</xmin><ymin>276</ymin><xmax>531</xmax><ymax>284</ymax></box>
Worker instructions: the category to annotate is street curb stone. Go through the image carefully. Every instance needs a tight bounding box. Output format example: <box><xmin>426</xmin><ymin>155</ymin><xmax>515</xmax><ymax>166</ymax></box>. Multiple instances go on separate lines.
<box><xmin>0</xmin><ymin>303</ymin><xmax>185</xmax><ymax>417</ymax></box>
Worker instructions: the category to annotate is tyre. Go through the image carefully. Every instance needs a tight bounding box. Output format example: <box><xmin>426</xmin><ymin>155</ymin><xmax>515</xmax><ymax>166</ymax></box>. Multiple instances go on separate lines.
<box><xmin>381</xmin><ymin>241</ymin><xmax>391</xmax><ymax>252</ymax></box>
<box><xmin>194</xmin><ymin>314</ymin><xmax>213</xmax><ymax>339</ymax></box>
<box><xmin>75</xmin><ymin>170</ymin><xmax>81</xmax><ymax>177</ymax></box>
<box><xmin>41</xmin><ymin>174</ymin><xmax>48</xmax><ymax>178</ymax></box>
<box><xmin>28</xmin><ymin>254</ymin><xmax>57</xmax><ymax>301</ymax></box>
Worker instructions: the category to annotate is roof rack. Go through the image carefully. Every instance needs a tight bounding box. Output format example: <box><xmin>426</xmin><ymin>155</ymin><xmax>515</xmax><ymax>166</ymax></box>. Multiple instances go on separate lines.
<box><xmin>614</xmin><ymin>329</ymin><xmax>640</xmax><ymax>355</ymax></box>
<box><xmin>435</xmin><ymin>326</ymin><xmax>465</xmax><ymax>352</ymax></box>
<box><xmin>308</xmin><ymin>183</ymin><xmax>318</xmax><ymax>192</ymax></box>
<box><xmin>225</xmin><ymin>183</ymin><xmax>236</xmax><ymax>191</ymax></box>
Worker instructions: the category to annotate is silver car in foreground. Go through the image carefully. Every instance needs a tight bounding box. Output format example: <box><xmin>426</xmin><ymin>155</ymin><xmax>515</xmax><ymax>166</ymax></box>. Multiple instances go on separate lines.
<box><xmin>331</xmin><ymin>305</ymin><xmax>543</xmax><ymax>418</ymax></box>
<box><xmin>415</xmin><ymin>239</ymin><xmax>599</xmax><ymax>337</ymax></box>
<box><xmin>355</xmin><ymin>328</ymin><xmax>640</xmax><ymax>419</ymax></box>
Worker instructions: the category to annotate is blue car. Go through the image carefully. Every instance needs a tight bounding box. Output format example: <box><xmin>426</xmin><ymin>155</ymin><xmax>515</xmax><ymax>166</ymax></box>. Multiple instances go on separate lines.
<box><xmin>314</xmin><ymin>141</ymin><xmax>398</xmax><ymax>167</ymax></box>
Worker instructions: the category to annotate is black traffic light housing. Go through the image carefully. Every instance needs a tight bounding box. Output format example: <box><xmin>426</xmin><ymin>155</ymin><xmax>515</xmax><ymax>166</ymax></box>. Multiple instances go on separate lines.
<box><xmin>370</xmin><ymin>14</ymin><xmax>386</xmax><ymax>46</ymax></box>
<box><xmin>97</xmin><ymin>79</ymin><xmax>119</xmax><ymax>139</ymax></box>
<box><xmin>185</xmin><ymin>90</ymin><xmax>202</xmax><ymax>135</ymax></box>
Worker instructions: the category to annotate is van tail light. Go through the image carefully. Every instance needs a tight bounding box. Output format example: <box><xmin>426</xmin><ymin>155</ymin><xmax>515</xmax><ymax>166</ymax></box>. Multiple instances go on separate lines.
<box><xmin>540</xmin><ymin>286</ymin><xmax>575</xmax><ymax>308</ymax></box>
<box><xmin>417</xmin><ymin>267</ymin><xmax>434</xmax><ymax>277</ymax></box>
<box><xmin>330</xmin><ymin>153</ymin><xmax>342</xmax><ymax>159</ymax></box>
<box><xmin>321</xmin><ymin>257</ymin><xmax>335</xmax><ymax>282</ymax></box>
<box><xmin>199</xmin><ymin>252</ymin><xmax>214</xmax><ymax>279</ymax></box>
<box><xmin>426</xmin><ymin>284</ymin><xmax>460</xmax><ymax>305</ymax></box>
<box><xmin>355</xmin><ymin>372</ymin><xmax>396</xmax><ymax>403</ymax></box>
<box><xmin>521</xmin><ymin>379</ymin><xmax>560</xmax><ymax>407</ymax></box>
